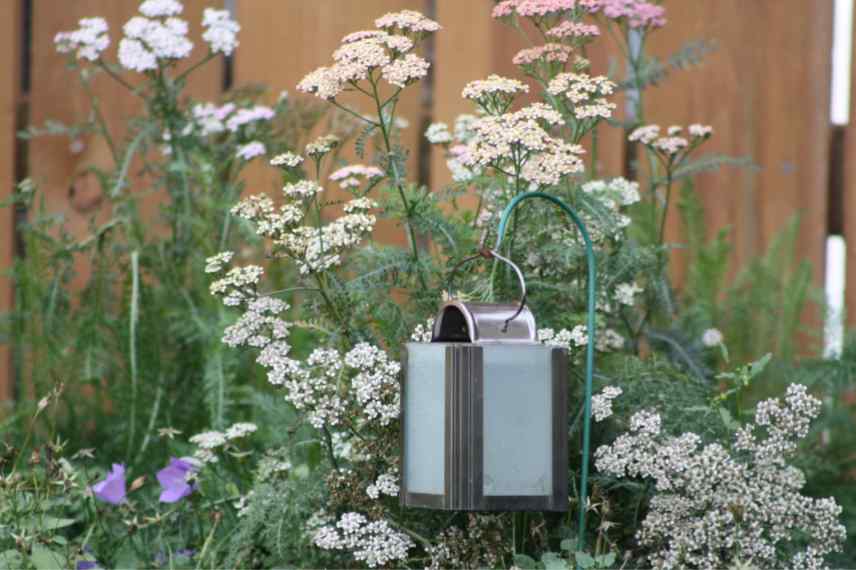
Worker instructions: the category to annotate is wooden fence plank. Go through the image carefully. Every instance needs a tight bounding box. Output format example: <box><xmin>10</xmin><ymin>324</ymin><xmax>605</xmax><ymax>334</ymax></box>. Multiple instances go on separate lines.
<box><xmin>234</xmin><ymin>0</ymin><xmax>424</xmax><ymax>246</ymax></box>
<box><xmin>649</xmin><ymin>0</ymin><xmax>832</xmax><ymax>323</ymax></box>
<box><xmin>843</xmin><ymin>3</ymin><xmax>856</xmax><ymax>327</ymax></box>
<box><xmin>29</xmin><ymin>0</ymin><xmax>222</xmax><ymax>291</ymax></box>
<box><xmin>0</xmin><ymin>0</ymin><xmax>20</xmax><ymax>404</ymax></box>
<box><xmin>431</xmin><ymin>0</ymin><xmax>503</xmax><ymax>210</ymax></box>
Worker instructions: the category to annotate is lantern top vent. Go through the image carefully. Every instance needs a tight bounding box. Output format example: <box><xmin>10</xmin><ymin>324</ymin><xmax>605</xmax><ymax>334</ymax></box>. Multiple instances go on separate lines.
<box><xmin>431</xmin><ymin>300</ymin><xmax>537</xmax><ymax>344</ymax></box>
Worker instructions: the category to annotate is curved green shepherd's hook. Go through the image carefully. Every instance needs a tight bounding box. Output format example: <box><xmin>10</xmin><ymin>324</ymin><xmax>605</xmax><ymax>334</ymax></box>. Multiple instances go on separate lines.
<box><xmin>494</xmin><ymin>191</ymin><xmax>597</xmax><ymax>558</ymax></box>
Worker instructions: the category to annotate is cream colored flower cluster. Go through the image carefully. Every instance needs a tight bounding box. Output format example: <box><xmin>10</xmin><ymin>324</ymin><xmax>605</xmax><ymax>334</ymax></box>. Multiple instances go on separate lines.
<box><xmin>629</xmin><ymin>123</ymin><xmax>713</xmax><ymax>159</ymax></box>
<box><xmin>462</xmin><ymin>74</ymin><xmax>529</xmax><ymax>106</ymax></box>
<box><xmin>513</xmin><ymin>43</ymin><xmax>572</xmax><ymax>66</ymax></box>
<box><xmin>591</xmin><ymin>386</ymin><xmax>622</xmax><ymax>422</ymax></box>
<box><xmin>538</xmin><ymin>326</ymin><xmax>624</xmax><ymax>353</ymax></box>
<box><xmin>297</xmin><ymin>11</ymin><xmax>438</xmax><ymax>100</ymax></box>
<box><xmin>283</xmin><ymin>180</ymin><xmax>323</xmax><ymax>200</ymax></box>
<box><xmin>462</xmin><ymin>104</ymin><xmax>585</xmax><ymax>187</ymax></box>
<box><xmin>375</xmin><ymin>9</ymin><xmax>441</xmax><ymax>35</ymax></box>
<box><xmin>189</xmin><ymin>422</ymin><xmax>257</xmax><ymax>464</ymax></box>
<box><xmin>305</xmin><ymin>135</ymin><xmax>340</xmax><ymax>158</ymax></box>
<box><xmin>595</xmin><ymin>384</ymin><xmax>845</xmax><ymax>569</ymax></box>
<box><xmin>282</xmin><ymin>207</ymin><xmax>376</xmax><ymax>275</ymax></box>
<box><xmin>462</xmin><ymin>74</ymin><xmax>532</xmax><ymax>115</ymax></box>
<box><xmin>263</xmin><ymin>342</ymin><xmax>400</xmax><ymax>431</ymax></box>
<box><xmin>581</xmin><ymin>177</ymin><xmax>640</xmax><ymax>208</ymax></box>
<box><xmin>270</xmin><ymin>152</ymin><xmax>304</xmax><ymax>168</ymax></box>
<box><xmin>546</xmin><ymin>21</ymin><xmax>601</xmax><ymax>40</ymax></box>
<box><xmin>313</xmin><ymin>512</ymin><xmax>413</xmax><ymax>568</ymax></box>
<box><xmin>209</xmin><ymin>265</ymin><xmax>264</xmax><ymax>306</ymax></box>
<box><xmin>547</xmin><ymin>72</ymin><xmax>616</xmax><ymax>120</ymax></box>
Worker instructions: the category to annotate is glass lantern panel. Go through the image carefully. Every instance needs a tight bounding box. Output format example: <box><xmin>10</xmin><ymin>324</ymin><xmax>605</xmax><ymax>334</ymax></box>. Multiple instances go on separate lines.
<box><xmin>482</xmin><ymin>345</ymin><xmax>552</xmax><ymax>496</ymax></box>
<box><xmin>404</xmin><ymin>343</ymin><xmax>446</xmax><ymax>494</ymax></box>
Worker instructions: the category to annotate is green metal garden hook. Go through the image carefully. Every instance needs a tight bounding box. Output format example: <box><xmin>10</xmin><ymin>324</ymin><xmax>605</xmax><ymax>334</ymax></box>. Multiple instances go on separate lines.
<box><xmin>494</xmin><ymin>191</ymin><xmax>597</xmax><ymax>560</ymax></box>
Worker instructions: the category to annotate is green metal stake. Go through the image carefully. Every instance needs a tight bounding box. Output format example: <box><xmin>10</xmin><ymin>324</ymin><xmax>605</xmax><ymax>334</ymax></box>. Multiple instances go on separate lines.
<box><xmin>495</xmin><ymin>191</ymin><xmax>597</xmax><ymax>559</ymax></box>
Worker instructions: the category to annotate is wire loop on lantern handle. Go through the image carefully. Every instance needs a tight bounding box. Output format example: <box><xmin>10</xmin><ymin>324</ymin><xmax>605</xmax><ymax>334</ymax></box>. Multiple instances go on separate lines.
<box><xmin>494</xmin><ymin>191</ymin><xmax>597</xmax><ymax>560</ymax></box>
<box><xmin>445</xmin><ymin>248</ymin><xmax>529</xmax><ymax>332</ymax></box>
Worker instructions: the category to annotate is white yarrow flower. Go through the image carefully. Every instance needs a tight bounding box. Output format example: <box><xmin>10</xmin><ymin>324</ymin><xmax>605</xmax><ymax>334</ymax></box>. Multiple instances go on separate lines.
<box><xmin>54</xmin><ymin>17</ymin><xmax>110</xmax><ymax>61</ymax></box>
<box><xmin>702</xmin><ymin>328</ymin><xmax>724</xmax><ymax>347</ymax></box>
<box><xmin>202</xmin><ymin>8</ymin><xmax>240</xmax><ymax>56</ymax></box>
<box><xmin>118</xmin><ymin>38</ymin><xmax>158</xmax><ymax>72</ymax></box>
<box><xmin>204</xmin><ymin>251</ymin><xmax>234</xmax><ymax>273</ymax></box>
<box><xmin>139</xmin><ymin>0</ymin><xmax>183</xmax><ymax>17</ymax></box>
<box><xmin>270</xmin><ymin>152</ymin><xmax>303</xmax><ymax>168</ymax></box>
<box><xmin>591</xmin><ymin>386</ymin><xmax>622</xmax><ymax>422</ymax></box>
<box><xmin>615</xmin><ymin>282</ymin><xmax>643</xmax><ymax>306</ymax></box>
<box><xmin>425</xmin><ymin>122</ymin><xmax>452</xmax><ymax>144</ymax></box>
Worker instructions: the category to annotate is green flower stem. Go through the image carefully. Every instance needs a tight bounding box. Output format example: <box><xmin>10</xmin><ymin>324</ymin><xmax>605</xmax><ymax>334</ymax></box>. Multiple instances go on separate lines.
<box><xmin>657</xmin><ymin>170</ymin><xmax>674</xmax><ymax>246</ymax></box>
<box><xmin>322</xmin><ymin>425</ymin><xmax>340</xmax><ymax>471</ymax></box>
<box><xmin>368</xmin><ymin>76</ymin><xmax>428</xmax><ymax>290</ymax></box>
<box><xmin>80</xmin><ymin>75</ymin><xmax>119</xmax><ymax>165</ymax></box>
<box><xmin>97</xmin><ymin>60</ymin><xmax>138</xmax><ymax>94</ymax></box>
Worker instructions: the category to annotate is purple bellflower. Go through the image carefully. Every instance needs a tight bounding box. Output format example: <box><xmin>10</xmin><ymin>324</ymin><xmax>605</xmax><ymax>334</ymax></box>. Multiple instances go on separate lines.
<box><xmin>91</xmin><ymin>463</ymin><xmax>127</xmax><ymax>505</ymax></box>
<box><xmin>157</xmin><ymin>457</ymin><xmax>197</xmax><ymax>503</ymax></box>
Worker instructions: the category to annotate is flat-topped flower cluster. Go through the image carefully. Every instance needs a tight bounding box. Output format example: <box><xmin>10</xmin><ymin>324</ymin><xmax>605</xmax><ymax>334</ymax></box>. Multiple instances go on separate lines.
<box><xmin>297</xmin><ymin>10</ymin><xmax>439</xmax><ymax>101</ymax></box>
<box><xmin>492</xmin><ymin>0</ymin><xmax>665</xmax><ymax>29</ymax></box>
<box><xmin>594</xmin><ymin>384</ymin><xmax>846</xmax><ymax>569</ymax></box>
<box><xmin>55</xmin><ymin>0</ymin><xmax>239</xmax><ymax>72</ymax></box>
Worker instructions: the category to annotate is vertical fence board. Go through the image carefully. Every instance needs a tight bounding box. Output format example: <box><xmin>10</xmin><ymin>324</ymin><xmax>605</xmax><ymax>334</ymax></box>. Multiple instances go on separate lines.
<box><xmin>844</xmin><ymin>3</ymin><xmax>856</xmax><ymax>327</ymax></box>
<box><xmin>648</xmin><ymin>0</ymin><xmax>832</xmax><ymax>339</ymax></box>
<box><xmin>29</xmin><ymin>1</ymin><xmax>222</xmax><ymax>290</ymax></box>
<box><xmin>646</xmin><ymin>0</ymin><xmax>760</xmax><ymax>287</ymax></box>
<box><xmin>234</xmin><ymin>0</ymin><xmax>424</xmax><ymax>246</ymax></box>
<box><xmin>431</xmin><ymin>0</ymin><xmax>506</xmax><ymax>207</ymax></box>
<box><xmin>0</xmin><ymin>0</ymin><xmax>20</xmax><ymax>403</ymax></box>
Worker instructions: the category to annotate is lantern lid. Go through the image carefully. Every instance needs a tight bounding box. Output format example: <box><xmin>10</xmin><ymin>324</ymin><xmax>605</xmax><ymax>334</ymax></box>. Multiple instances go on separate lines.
<box><xmin>431</xmin><ymin>300</ymin><xmax>537</xmax><ymax>344</ymax></box>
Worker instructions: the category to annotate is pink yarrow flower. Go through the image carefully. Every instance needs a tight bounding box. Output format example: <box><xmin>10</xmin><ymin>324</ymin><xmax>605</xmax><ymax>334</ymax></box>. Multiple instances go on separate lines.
<box><xmin>588</xmin><ymin>0</ymin><xmax>666</xmax><ymax>28</ymax></box>
<box><xmin>330</xmin><ymin>164</ymin><xmax>384</xmax><ymax>189</ymax></box>
<box><xmin>492</xmin><ymin>0</ymin><xmax>577</xmax><ymax>19</ymax></box>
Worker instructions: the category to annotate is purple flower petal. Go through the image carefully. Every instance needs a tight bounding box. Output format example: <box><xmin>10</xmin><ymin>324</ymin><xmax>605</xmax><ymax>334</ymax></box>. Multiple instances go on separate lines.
<box><xmin>91</xmin><ymin>463</ymin><xmax>126</xmax><ymax>505</ymax></box>
<box><xmin>157</xmin><ymin>457</ymin><xmax>196</xmax><ymax>503</ymax></box>
<box><xmin>77</xmin><ymin>562</ymin><xmax>97</xmax><ymax>570</ymax></box>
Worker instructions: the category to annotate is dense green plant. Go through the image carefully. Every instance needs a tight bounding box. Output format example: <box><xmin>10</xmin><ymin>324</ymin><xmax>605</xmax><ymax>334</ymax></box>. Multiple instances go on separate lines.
<box><xmin>4</xmin><ymin>24</ymin><xmax>365</xmax><ymax>470</ymax></box>
<box><xmin>1</xmin><ymin>0</ymin><xmax>853</xmax><ymax>569</ymax></box>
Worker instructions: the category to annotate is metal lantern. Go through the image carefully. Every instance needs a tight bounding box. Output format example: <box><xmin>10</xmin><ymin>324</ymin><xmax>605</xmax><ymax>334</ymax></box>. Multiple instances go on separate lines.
<box><xmin>400</xmin><ymin>249</ymin><xmax>568</xmax><ymax>511</ymax></box>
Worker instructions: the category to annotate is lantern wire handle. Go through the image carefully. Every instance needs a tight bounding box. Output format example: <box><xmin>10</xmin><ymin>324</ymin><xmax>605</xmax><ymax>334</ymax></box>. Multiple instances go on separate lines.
<box><xmin>494</xmin><ymin>191</ymin><xmax>597</xmax><ymax>561</ymax></box>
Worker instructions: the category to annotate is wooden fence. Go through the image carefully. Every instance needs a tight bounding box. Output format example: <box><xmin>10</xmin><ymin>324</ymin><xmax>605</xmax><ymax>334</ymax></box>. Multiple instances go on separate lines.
<box><xmin>0</xmin><ymin>0</ymin><xmax>848</xmax><ymax>399</ymax></box>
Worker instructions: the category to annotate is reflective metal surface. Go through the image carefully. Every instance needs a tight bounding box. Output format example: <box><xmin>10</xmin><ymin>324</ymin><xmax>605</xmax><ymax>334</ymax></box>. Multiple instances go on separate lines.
<box><xmin>432</xmin><ymin>301</ymin><xmax>537</xmax><ymax>343</ymax></box>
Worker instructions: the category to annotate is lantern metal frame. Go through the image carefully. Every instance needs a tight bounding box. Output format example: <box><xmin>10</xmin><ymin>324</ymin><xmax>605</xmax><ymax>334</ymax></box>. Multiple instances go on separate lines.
<box><xmin>400</xmin><ymin>340</ymin><xmax>568</xmax><ymax>512</ymax></box>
